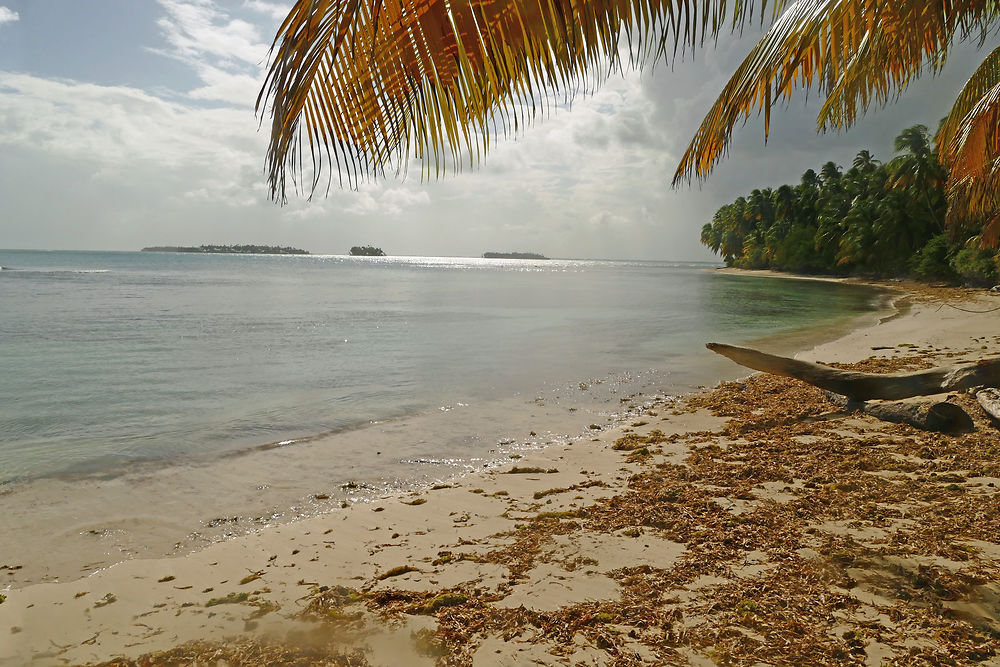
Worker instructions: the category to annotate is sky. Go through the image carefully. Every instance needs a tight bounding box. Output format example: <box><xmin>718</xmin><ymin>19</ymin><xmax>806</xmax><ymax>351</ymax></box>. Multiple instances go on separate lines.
<box><xmin>0</xmin><ymin>1</ymin><xmax>992</xmax><ymax>260</ymax></box>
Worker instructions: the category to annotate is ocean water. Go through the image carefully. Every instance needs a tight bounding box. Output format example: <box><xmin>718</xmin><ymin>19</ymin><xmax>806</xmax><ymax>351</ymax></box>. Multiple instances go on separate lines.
<box><xmin>0</xmin><ymin>250</ymin><xmax>888</xmax><ymax>584</ymax></box>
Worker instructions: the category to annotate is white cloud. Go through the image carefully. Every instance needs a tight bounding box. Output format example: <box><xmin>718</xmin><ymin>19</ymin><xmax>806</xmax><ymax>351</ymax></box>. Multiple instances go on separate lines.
<box><xmin>0</xmin><ymin>7</ymin><xmax>17</xmax><ymax>27</ymax></box>
<box><xmin>243</xmin><ymin>1</ymin><xmax>288</xmax><ymax>21</ymax></box>
<box><xmin>0</xmin><ymin>72</ymin><xmax>266</xmax><ymax>205</ymax></box>
<box><xmin>152</xmin><ymin>0</ymin><xmax>271</xmax><ymax>105</ymax></box>
<box><xmin>186</xmin><ymin>65</ymin><xmax>261</xmax><ymax>105</ymax></box>
<box><xmin>346</xmin><ymin>187</ymin><xmax>432</xmax><ymax>217</ymax></box>
<box><xmin>156</xmin><ymin>0</ymin><xmax>266</xmax><ymax>65</ymax></box>
<box><xmin>588</xmin><ymin>211</ymin><xmax>631</xmax><ymax>228</ymax></box>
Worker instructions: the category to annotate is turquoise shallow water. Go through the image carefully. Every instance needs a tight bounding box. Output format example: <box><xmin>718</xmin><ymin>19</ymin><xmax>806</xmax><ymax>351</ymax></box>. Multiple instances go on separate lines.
<box><xmin>0</xmin><ymin>250</ymin><xmax>885</xmax><ymax>484</ymax></box>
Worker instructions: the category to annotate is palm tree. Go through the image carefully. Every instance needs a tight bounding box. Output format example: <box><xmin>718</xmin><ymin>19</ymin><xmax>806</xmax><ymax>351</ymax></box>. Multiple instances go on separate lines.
<box><xmin>701</xmin><ymin>222</ymin><xmax>722</xmax><ymax>254</ymax></box>
<box><xmin>819</xmin><ymin>161</ymin><xmax>842</xmax><ymax>185</ymax></box>
<box><xmin>773</xmin><ymin>184</ymin><xmax>796</xmax><ymax>221</ymax></box>
<box><xmin>887</xmin><ymin>125</ymin><xmax>947</xmax><ymax>232</ymax></box>
<box><xmin>258</xmin><ymin>0</ymin><xmax>1000</xmax><ymax>245</ymax></box>
<box><xmin>851</xmin><ymin>150</ymin><xmax>880</xmax><ymax>175</ymax></box>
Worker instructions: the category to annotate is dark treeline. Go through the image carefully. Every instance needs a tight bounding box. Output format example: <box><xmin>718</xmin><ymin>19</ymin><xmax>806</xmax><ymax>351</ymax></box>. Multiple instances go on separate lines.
<box><xmin>349</xmin><ymin>245</ymin><xmax>386</xmax><ymax>256</ymax></box>
<box><xmin>700</xmin><ymin>125</ymin><xmax>1000</xmax><ymax>286</ymax></box>
<box><xmin>482</xmin><ymin>252</ymin><xmax>549</xmax><ymax>260</ymax></box>
<box><xmin>142</xmin><ymin>245</ymin><xmax>309</xmax><ymax>254</ymax></box>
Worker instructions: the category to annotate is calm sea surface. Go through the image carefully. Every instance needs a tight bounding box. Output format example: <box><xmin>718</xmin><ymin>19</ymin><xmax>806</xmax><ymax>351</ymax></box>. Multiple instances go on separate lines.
<box><xmin>0</xmin><ymin>250</ymin><xmax>885</xmax><ymax>484</ymax></box>
<box><xmin>0</xmin><ymin>250</ymin><xmax>891</xmax><ymax>585</ymax></box>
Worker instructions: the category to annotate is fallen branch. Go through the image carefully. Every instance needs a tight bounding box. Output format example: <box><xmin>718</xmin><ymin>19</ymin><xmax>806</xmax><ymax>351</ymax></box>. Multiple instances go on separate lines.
<box><xmin>706</xmin><ymin>343</ymin><xmax>1000</xmax><ymax>401</ymax></box>
<box><xmin>823</xmin><ymin>392</ymin><xmax>974</xmax><ymax>434</ymax></box>
<box><xmin>978</xmin><ymin>388</ymin><xmax>1000</xmax><ymax>422</ymax></box>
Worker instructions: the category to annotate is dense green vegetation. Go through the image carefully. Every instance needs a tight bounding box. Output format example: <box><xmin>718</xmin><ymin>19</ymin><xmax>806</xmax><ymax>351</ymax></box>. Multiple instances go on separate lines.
<box><xmin>349</xmin><ymin>245</ymin><xmax>386</xmax><ymax>256</ymax></box>
<box><xmin>700</xmin><ymin>125</ymin><xmax>1000</xmax><ymax>286</ymax></box>
<box><xmin>142</xmin><ymin>245</ymin><xmax>308</xmax><ymax>254</ymax></box>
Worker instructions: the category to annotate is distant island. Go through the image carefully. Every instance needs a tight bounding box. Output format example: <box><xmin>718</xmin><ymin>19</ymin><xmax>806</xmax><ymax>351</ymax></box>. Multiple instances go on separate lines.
<box><xmin>349</xmin><ymin>246</ymin><xmax>386</xmax><ymax>256</ymax></box>
<box><xmin>482</xmin><ymin>251</ymin><xmax>549</xmax><ymax>260</ymax></box>
<box><xmin>142</xmin><ymin>245</ymin><xmax>309</xmax><ymax>255</ymax></box>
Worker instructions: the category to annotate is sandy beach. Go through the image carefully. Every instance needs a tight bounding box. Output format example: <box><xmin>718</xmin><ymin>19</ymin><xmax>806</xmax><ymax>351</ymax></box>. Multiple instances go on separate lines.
<box><xmin>3</xmin><ymin>278</ymin><xmax>1000</xmax><ymax>666</ymax></box>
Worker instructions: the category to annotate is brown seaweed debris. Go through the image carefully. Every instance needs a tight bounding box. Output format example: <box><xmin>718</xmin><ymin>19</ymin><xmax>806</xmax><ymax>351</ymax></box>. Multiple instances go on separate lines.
<box><xmin>377</xmin><ymin>565</ymin><xmax>419</xmax><ymax>581</ymax></box>
<box><xmin>205</xmin><ymin>592</ymin><xmax>249</xmax><ymax>607</ymax></box>
<box><xmin>502</xmin><ymin>466</ymin><xmax>558</xmax><ymax>474</ymax></box>
<box><xmin>88</xmin><ymin>355</ymin><xmax>1000</xmax><ymax>665</ymax></box>
<box><xmin>612</xmin><ymin>429</ymin><xmax>669</xmax><ymax>451</ymax></box>
<box><xmin>239</xmin><ymin>570</ymin><xmax>263</xmax><ymax>585</ymax></box>
<box><xmin>91</xmin><ymin>638</ymin><xmax>370</xmax><ymax>666</ymax></box>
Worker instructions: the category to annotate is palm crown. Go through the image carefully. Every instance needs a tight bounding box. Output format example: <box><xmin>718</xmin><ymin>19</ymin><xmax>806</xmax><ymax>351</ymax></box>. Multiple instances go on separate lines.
<box><xmin>258</xmin><ymin>0</ymin><xmax>1000</xmax><ymax>246</ymax></box>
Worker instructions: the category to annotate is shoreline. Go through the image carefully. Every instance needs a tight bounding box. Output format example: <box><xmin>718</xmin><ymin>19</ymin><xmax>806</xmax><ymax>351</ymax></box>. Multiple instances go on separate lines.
<box><xmin>0</xmin><ymin>273</ymin><xmax>885</xmax><ymax>593</ymax></box>
<box><xmin>4</xmin><ymin>282</ymin><xmax>1000</xmax><ymax>664</ymax></box>
<box><xmin>714</xmin><ymin>266</ymin><xmax>851</xmax><ymax>283</ymax></box>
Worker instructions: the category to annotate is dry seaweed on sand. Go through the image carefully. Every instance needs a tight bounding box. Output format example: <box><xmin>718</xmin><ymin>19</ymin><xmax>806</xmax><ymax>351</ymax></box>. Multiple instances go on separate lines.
<box><xmin>429</xmin><ymin>359</ymin><xmax>1000</xmax><ymax>663</ymax></box>
<box><xmin>92</xmin><ymin>638</ymin><xmax>370</xmax><ymax>666</ymax></box>
<box><xmin>377</xmin><ymin>565</ymin><xmax>419</xmax><ymax>580</ymax></box>
<box><xmin>502</xmin><ymin>466</ymin><xmax>558</xmax><ymax>474</ymax></box>
<box><xmin>612</xmin><ymin>429</ymin><xmax>670</xmax><ymax>451</ymax></box>
<box><xmin>204</xmin><ymin>592</ymin><xmax>252</xmax><ymax>607</ymax></box>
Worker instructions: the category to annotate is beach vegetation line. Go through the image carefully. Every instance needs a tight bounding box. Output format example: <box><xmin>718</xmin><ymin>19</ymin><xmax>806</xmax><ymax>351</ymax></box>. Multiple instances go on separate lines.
<box><xmin>701</xmin><ymin>125</ymin><xmax>1000</xmax><ymax>286</ymax></box>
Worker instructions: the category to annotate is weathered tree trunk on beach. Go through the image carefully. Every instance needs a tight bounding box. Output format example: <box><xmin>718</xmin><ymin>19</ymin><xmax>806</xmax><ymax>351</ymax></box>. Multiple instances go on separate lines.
<box><xmin>978</xmin><ymin>388</ymin><xmax>1000</xmax><ymax>422</ymax></box>
<box><xmin>823</xmin><ymin>392</ymin><xmax>974</xmax><ymax>433</ymax></box>
<box><xmin>705</xmin><ymin>343</ymin><xmax>1000</xmax><ymax>401</ymax></box>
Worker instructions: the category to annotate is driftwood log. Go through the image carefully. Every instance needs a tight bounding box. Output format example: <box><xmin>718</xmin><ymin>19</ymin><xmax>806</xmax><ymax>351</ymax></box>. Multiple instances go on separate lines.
<box><xmin>706</xmin><ymin>343</ymin><xmax>1000</xmax><ymax>401</ymax></box>
<box><xmin>978</xmin><ymin>388</ymin><xmax>1000</xmax><ymax>422</ymax></box>
<box><xmin>704</xmin><ymin>342</ymin><xmax>999</xmax><ymax>433</ymax></box>
<box><xmin>823</xmin><ymin>392</ymin><xmax>974</xmax><ymax>434</ymax></box>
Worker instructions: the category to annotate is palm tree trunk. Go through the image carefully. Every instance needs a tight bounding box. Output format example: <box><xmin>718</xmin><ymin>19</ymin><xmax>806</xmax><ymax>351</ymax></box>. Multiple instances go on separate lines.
<box><xmin>923</xmin><ymin>184</ymin><xmax>944</xmax><ymax>232</ymax></box>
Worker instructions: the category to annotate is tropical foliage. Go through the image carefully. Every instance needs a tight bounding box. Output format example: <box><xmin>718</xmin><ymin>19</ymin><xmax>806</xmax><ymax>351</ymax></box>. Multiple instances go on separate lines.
<box><xmin>257</xmin><ymin>0</ymin><xmax>1000</xmax><ymax>247</ymax></box>
<box><xmin>349</xmin><ymin>245</ymin><xmax>387</xmax><ymax>256</ymax></box>
<box><xmin>673</xmin><ymin>0</ymin><xmax>1000</xmax><ymax>249</ymax></box>
<box><xmin>700</xmin><ymin>125</ymin><xmax>1000</xmax><ymax>285</ymax></box>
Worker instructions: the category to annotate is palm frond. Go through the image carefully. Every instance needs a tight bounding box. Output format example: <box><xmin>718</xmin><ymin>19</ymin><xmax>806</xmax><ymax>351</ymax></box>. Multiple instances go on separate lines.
<box><xmin>258</xmin><ymin>0</ymin><xmax>767</xmax><ymax>199</ymax></box>
<box><xmin>937</xmin><ymin>43</ymin><xmax>1000</xmax><ymax>153</ymax></box>
<box><xmin>673</xmin><ymin>0</ymin><xmax>847</xmax><ymax>184</ymax></box>
<box><xmin>817</xmin><ymin>1</ymin><xmax>996</xmax><ymax>132</ymax></box>
<box><xmin>943</xmin><ymin>79</ymin><xmax>1000</xmax><ymax>246</ymax></box>
<box><xmin>673</xmin><ymin>0</ymin><xmax>995</xmax><ymax>185</ymax></box>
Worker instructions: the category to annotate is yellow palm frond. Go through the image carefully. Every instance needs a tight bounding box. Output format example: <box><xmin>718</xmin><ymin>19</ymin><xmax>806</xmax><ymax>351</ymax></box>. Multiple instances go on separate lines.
<box><xmin>672</xmin><ymin>0</ymin><xmax>993</xmax><ymax>185</ymax></box>
<box><xmin>817</xmin><ymin>1</ymin><xmax>994</xmax><ymax>133</ymax></box>
<box><xmin>942</xmin><ymin>68</ymin><xmax>1000</xmax><ymax>246</ymax></box>
<box><xmin>938</xmin><ymin>44</ymin><xmax>1000</xmax><ymax>150</ymax></box>
<box><xmin>258</xmin><ymin>0</ymin><xmax>763</xmax><ymax>199</ymax></box>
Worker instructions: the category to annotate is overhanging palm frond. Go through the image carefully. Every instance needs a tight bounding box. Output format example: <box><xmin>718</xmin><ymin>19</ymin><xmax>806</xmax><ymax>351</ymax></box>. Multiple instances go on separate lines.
<box><xmin>258</xmin><ymin>0</ymin><xmax>763</xmax><ymax>199</ymax></box>
<box><xmin>941</xmin><ymin>64</ymin><xmax>1000</xmax><ymax>246</ymax></box>
<box><xmin>816</xmin><ymin>1</ymin><xmax>995</xmax><ymax>133</ymax></box>
<box><xmin>938</xmin><ymin>44</ymin><xmax>1000</xmax><ymax>151</ymax></box>
<box><xmin>672</xmin><ymin>0</ymin><xmax>993</xmax><ymax>185</ymax></box>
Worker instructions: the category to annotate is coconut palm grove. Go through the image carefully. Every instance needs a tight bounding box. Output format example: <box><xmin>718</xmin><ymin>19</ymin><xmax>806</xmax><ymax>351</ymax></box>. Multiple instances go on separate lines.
<box><xmin>700</xmin><ymin>124</ymin><xmax>1000</xmax><ymax>285</ymax></box>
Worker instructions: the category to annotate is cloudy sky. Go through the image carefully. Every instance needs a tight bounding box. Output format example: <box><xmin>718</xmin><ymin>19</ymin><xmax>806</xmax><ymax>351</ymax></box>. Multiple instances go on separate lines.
<box><xmin>0</xmin><ymin>2</ymin><xmax>992</xmax><ymax>260</ymax></box>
